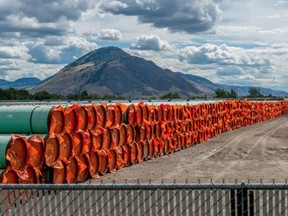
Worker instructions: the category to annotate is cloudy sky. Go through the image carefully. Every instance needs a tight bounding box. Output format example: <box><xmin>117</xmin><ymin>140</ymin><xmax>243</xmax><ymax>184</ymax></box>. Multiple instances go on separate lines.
<box><xmin>0</xmin><ymin>0</ymin><xmax>288</xmax><ymax>91</ymax></box>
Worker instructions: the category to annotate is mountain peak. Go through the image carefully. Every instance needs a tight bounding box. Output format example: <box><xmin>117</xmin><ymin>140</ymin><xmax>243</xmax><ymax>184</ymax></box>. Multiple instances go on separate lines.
<box><xmin>89</xmin><ymin>46</ymin><xmax>128</xmax><ymax>57</ymax></box>
<box><xmin>96</xmin><ymin>46</ymin><xmax>127</xmax><ymax>53</ymax></box>
<box><xmin>70</xmin><ymin>46</ymin><xmax>130</xmax><ymax>67</ymax></box>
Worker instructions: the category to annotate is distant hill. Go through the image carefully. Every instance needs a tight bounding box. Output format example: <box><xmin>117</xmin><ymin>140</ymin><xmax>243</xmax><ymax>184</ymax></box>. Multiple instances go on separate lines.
<box><xmin>177</xmin><ymin>72</ymin><xmax>288</xmax><ymax>97</ymax></box>
<box><xmin>0</xmin><ymin>79</ymin><xmax>10</xmax><ymax>86</ymax></box>
<box><xmin>218</xmin><ymin>84</ymin><xmax>288</xmax><ymax>97</ymax></box>
<box><xmin>31</xmin><ymin>47</ymin><xmax>206</xmax><ymax>98</ymax></box>
<box><xmin>0</xmin><ymin>77</ymin><xmax>41</xmax><ymax>89</ymax></box>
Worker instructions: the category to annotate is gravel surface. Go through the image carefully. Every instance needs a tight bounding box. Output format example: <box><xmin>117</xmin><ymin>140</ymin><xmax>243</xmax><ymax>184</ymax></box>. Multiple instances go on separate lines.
<box><xmin>88</xmin><ymin>115</ymin><xmax>288</xmax><ymax>184</ymax></box>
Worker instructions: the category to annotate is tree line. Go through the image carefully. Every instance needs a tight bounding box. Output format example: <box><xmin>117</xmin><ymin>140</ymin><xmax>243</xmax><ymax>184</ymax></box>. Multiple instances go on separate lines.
<box><xmin>0</xmin><ymin>88</ymin><xmax>125</xmax><ymax>101</ymax></box>
<box><xmin>0</xmin><ymin>88</ymin><xmax>181</xmax><ymax>101</ymax></box>
<box><xmin>214</xmin><ymin>87</ymin><xmax>281</xmax><ymax>99</ymax></box>
<box><xmin>0</xmin><ymin>87</ymin><xmax>283</xmax><ymax>101</ymax></box>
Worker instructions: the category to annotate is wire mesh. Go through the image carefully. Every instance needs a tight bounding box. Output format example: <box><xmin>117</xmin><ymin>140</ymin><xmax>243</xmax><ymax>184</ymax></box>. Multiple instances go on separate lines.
<box><xmin>1</xmin><ymin>182</ymin><xmax>288</xmax><ymax>215</ymax></box>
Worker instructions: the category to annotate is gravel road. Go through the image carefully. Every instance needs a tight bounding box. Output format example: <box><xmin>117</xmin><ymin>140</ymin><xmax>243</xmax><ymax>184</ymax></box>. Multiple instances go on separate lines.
<box><xmin>89</xmin><ymin>115</ymin><xmax>288</xmax><ymax>184</ymax></box>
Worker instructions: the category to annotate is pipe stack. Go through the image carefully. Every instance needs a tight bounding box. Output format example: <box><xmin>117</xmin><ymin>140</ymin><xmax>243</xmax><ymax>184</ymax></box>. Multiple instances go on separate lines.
<box><xmin>0</xmin><ymin>100</ymin><xmax>287</xmax><ymax>184</ymax></box>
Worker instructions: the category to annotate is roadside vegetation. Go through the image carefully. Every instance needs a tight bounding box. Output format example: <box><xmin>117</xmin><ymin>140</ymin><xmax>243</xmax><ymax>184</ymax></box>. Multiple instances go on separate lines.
<box><xmin>0</xmin><ymin>87</ymin><xmax>285</xmax><ymax>101</ymax></box>
<box><xmin>215</xmin><ymin>88</ymin><xmax>237</xmax><ymax>99</ymax></box>
<box><xmin>214</xmin><ymin>87</ymin><xmax>283</xmax><ymax>100</ymax></box>
<box><xmin>159</xmin><ymin>92</ymin><xmax>181</xmax><ymax>100</ymax></box>
<box><xmin>0</xmin><ymin>89</ymin><xmax>126</xmax><ymax>101</ymax></box>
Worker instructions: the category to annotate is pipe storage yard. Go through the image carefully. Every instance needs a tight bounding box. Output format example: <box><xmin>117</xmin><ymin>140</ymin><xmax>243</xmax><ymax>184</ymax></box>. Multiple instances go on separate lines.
<box><xmin>0</xmin><ymin>100</ymin><xmax>288</xmax><ymax>184</ymax></box>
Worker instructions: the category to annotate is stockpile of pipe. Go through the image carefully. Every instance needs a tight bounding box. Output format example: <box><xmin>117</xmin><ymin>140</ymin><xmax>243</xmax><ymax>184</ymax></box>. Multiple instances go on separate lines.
<box><xmin>0</xmin><ymin>100</ymin><xmax>287</xmax><ymax>184</ymax></box>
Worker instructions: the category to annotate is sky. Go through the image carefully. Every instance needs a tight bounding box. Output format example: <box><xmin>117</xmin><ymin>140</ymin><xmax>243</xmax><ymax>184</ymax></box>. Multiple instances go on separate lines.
<box><xmin>0</xmin><ymin>0</ymin><xmax>288</xmax><ymax>91</ymax></box>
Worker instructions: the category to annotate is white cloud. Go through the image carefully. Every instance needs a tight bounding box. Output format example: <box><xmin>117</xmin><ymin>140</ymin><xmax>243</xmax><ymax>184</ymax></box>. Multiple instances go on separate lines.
<box><xmin>179</xmin><ymin>44</ymin><xmax>271</xmax><ymax>66</ymax></box>
<box><xmin>65</xmin><ymin>37</ymin><xmax>98</xmax><ymax>51</ymax></box>
<box><xmin>27</xmin><ymin>37</ymin><xmax>98</xmax><ymax>64</ymax></box>
<box><xmin>0</xmin><ymin>59</ymin><xmax>21</xmax><ymax>78</ymax></box>
<box><xmin>28</xmin><ymin>43</ymin><xmax>62</xmax><ymax>64</ymax></box>
<box><xmin>275</xmin><ymin>0</ymin><xmax>287</xmax><ymax>7</ymax></box>
<box><xmin>239</xmin><ymin>74</ymin><xmax>256</xmax><ymax>81</ymax></box>
<box><xmin>97</xmin><ymin>29</ymin><xmax>122</xmax><ymax>41</ymax></box>
<box><xmin>101</xmin><ymin>1</ymin><xmax>128</xmax><ymax>11</ymax></box>
<box><xmin>0</xmin><ymin>61</ymin><xmax>64</xmax><ymax>81</ymax></box>
<box><xmin>0</xmin><ymin>45</ymin><xmax>31</xmax><ymax>60</ymax></box>
<box><xmin>0</xmin><ymin>14</ymin><xmax>74</xmax><ymax>38</ymax></box>
<box><xmin>100</xmin><ymin>0</ymin><xmax>223</xmax><ymax>34</ymax></box>
<box><xmin>216</xmin><ymin>66</ymin><xmax>243</xmax><ymax>76</ymax></box>
<box><xmin>217</xmin><ymin>25</ymin><xmax>288</xmax><ymax>37</ymax></box>
<box><xmin>0</xmin><ymin>59</ymin><xmax>14</xmax><ymax>66</ymax></box>
<box><xmin>217</xmin><ymin>0</ymin><xmax>288</xmax><ymax>45</ymax></box>
<box><xmin>0</xmin><ymin>0</ymin><xmax>97</xmax><ymax>22</ymax></box>
<box><xmin>125</xmin><ymin>48</ymin><xmax>156</xmax><ymax>57</ymax></box>
<box><xmin>130</xmin><ymin>34</ymin><xmax>172</xmax><ymax>51</ymax></box>
<box><xmin>0</xmin><ymin>0</ymin><xmax>97</xmax><ymax>38</ymax></box>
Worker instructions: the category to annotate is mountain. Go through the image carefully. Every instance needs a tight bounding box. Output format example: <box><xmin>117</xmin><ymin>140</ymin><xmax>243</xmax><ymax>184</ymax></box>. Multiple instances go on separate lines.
<box><xmin>0</xmin><ymin>79</ymin><xmax>10</xmax><ymax>86</ymax></box>
<box><xmin>176</xmin><ymin>72</ymin><xmax>218</xmax><ymax>93</ymax></box>
<box><xmin>31</xmin><ymin>47</ymin><xmax>206</xmax><ymax>98</ymax></box>
<box><xmin>177</xmin><ymin>72</ymin><xmax>288</xmax><ymax>97</ymax></box>
<box><xmin>0</xmin><ymin>77</ymin><xmax>41</xmax><ymax>89</ymax></box>
<box><xmin>2</xmin><ymin>46</ymin><xmax>287</xmax><ymax>98</ymax></box>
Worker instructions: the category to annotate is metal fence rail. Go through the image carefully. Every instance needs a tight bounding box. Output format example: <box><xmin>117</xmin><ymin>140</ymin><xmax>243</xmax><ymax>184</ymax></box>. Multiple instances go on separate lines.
<box><xmin>1</xmin><ymin>182</ymin><xmax>288</xmax><ymax>216</ymax></box>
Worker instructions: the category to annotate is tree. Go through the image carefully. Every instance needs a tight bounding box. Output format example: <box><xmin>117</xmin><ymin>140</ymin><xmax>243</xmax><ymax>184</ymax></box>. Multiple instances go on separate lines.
<box><xmin>0</xmin><ymin>88</ymin><xmax>32</xmax><ymax>100</ymax></box>
<box><xmin>0</xmin><ymin>88</ymin><xmax>11</xmax><ymax>100</ymax></box>
<box><xmin>160</xmin><ymin>92</ymin><xmax>181</xmax><ymax>100</ymax></box>
<box><xmin>248</xmin><ymin>87</ymin><xmax>263</xmax><ymax>98</ymax></box>
<box><xmin>67</xmin><ymin>94</ymin><xmax>79</xmax><ymax>100</ymax></box>
<box><xmin>228</xmin><ymin>89</ymin><xmax>237</xmax><ymax>99</ymax></box>
<box><xmin>215</xmin><ymin>88</ymin><xmax>228</xmax><ymax>98</ymax></box>
<box><xmin>33</xmin><ymin>91</ymin><xmax>62</xmax><ymax>100</ymax></box>
<box><xmin>79</xmin><ymin>91</ymin><xmax>89</xmax><ymax>100</ymax></box>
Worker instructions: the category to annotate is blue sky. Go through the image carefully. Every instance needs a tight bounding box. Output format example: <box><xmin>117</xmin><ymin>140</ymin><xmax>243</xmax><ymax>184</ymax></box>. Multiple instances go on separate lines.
<box><xmin>0</xmin><ymin>0</ymin><xmax>288</xmax><ymax>91</ymax></box>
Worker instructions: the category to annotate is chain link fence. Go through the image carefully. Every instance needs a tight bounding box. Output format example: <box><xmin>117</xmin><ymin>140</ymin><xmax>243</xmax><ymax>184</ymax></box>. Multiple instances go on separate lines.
<box><xmin>1</xmin><ymin>182</ymin><xmax>288</xmax><ymax>215</ymax></box>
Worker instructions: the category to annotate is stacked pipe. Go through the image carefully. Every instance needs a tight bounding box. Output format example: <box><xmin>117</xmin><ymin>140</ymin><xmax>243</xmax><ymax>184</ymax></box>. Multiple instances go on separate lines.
<box><xmin>0</xmin><ymin>100</ymin><xmax>288</xmax><ymax>184</ymax></box>
<box><xmin>0</xmin><ymin>105</ymin><xmax>64</xmax><ymax>184</ymax></box>
<box><xmin>42</xmin><ymin>103</ymin><xmax>122</xmax><ymax>184</ymax></box>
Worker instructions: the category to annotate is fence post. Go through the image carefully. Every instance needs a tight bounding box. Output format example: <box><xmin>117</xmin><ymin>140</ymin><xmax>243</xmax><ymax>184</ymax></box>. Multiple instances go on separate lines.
<box><xmin>237</xmin><ymin>187</ymin><xmax>242</xmax><ymax>216</ymax></box>
<box><xmin>249</xmin><ymin>191</ymin><xmax>254</xmax><ymax>216</ymax></box>
<box><xmin>242</xmin><ymin>183</ymin><xmax>248</xmax><ymax>216</ymax></box>
<box><xmin>230</xmin><ymin>189</ymin><xmax>236</xmax><ymax>216</ymax></box>
<box><xmin>236</xmin><ymin>182</ymin><xmax>249</xmax><ymax>216</ymax></box>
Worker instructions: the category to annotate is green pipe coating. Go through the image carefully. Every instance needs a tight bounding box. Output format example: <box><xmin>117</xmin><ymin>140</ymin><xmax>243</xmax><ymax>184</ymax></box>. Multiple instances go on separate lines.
<box><xmin>0</xmin><ymin>136</ymin><xmax>11</xmax><ymax>169</ymax></box>
<box><xmin>0</xmin><ymin>105</ymin><xmax>52</xmax><ymax>134</ymax></box>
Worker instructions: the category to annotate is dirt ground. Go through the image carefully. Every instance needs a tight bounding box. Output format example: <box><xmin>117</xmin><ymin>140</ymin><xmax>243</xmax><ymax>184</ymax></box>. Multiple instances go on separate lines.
<box><xmin>88</xmin><ymin>115</ymin><xmax>288</xmax><ymax>184</ymax></box>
